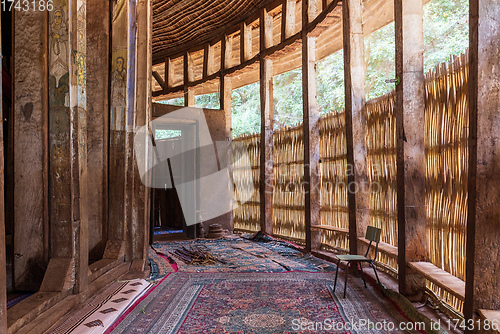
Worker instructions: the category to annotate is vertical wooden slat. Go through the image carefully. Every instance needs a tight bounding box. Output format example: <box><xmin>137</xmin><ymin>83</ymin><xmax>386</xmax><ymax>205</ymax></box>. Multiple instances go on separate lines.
<box><xmin>184</xmin><ymin>53</ymin><xmax>195</xmax><ymax>106</ymax></box>
<box><xmin>260</xmin><ymin>8</ymin><xmax>274</xmax><ymax>51</ymax></box>
<box><xmin>241</xmin><ymin>22</ymin><xmax>253</xmax><ymax>62</ymax></box>
<box><xmin>283</xmin><ymin>0</ymin><xmax>296</xmax><ymax>40</ymax></box>
<box><xmin>70</xmin><ymin>0</ymin><xmax>89</xmax><ymax>293</ymax></box>
<box><xmin>0</xmin><ymin>12</ymin><xmax>7</xmax><ymax>332</ymax></box>
<box><xmin>225</xmin><ymin>35</ymin><xmax>233</xmax><ymax>69</ymax></box>
<box><xmin>42</xmin><ymin>9</ymin><xmax>50</xmax><ymax>264</ymax></box>
<box><xmin>203</xmin><ymin>44</ymin><xmax>209</xmax><ymax>78</ymax></box>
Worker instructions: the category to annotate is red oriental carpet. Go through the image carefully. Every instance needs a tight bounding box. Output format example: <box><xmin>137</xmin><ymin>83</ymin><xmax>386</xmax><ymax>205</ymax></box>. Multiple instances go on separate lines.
<box><xmin>108</xmin><ymin>271</ymin><xmax>423</xmax><ymax>334</ymax></box>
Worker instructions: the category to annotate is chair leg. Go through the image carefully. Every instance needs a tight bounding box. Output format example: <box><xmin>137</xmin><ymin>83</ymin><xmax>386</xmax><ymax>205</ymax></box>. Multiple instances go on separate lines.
<box><xmin>343</xmin><ymin>261</ymin><xmax>349</xmax><ymax>298</ymax></box>
<box><xmin>359</xmin><ymin>262</ymin><xmax>367</xmax><ymax>288</ymax></box>
<box><xmin>334</xmin><ymin>259</ymin><xmax>341</xmax><ymax>293</ymax></box>
<box><xmin>370</xmin><ymin>262</ymin><xmax>383</xmax><ymax>290</ymax></box>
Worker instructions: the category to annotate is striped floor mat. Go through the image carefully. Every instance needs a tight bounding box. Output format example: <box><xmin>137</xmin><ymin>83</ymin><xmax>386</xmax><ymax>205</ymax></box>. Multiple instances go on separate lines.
<box><xmin>50</xmin><ymin>279</ymin><xmax>153</xmax><ymax>334</ymax></box>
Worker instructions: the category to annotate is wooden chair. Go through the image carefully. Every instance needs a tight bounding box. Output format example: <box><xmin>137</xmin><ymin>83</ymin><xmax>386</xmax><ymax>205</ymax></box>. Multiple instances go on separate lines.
<box><xmin>333</xmin><ymin>226</ymin><xmax>383</xmax><ymax>297</ymax></box>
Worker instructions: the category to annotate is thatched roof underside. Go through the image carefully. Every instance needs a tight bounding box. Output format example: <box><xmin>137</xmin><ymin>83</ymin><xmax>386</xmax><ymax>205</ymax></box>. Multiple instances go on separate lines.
<box><xmin>151</xmin><ymin>0</ymin><xmax>420</xmax><ymax>100</ymax></box>
<box><xmin>153</xmin><ymin>0</ymin><xmax>275</xmax><ymax>63</ymax></box>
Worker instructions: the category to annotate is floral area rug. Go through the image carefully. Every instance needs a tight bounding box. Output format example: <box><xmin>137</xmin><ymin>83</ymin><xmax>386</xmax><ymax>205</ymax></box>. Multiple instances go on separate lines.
<box><xmin>108</xmin><ymin>271</ymin><xmax>421</xmax><ymax>334</ymax></box>
<box><xmin>151</xmin><ymin>237</ymin><xmax>336</xmax><ymax>273</ymax></box>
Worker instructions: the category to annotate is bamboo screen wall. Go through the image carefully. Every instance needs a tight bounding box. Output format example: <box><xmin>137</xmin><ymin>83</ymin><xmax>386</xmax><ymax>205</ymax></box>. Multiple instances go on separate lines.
<box><xmin>232</xmin><ymin>53</ymin><xmax>468</xmax><ymax>314</ymax></box>
<box><xmin>365</xmin><ymin>92</ymin><xmax>399</xmax><ymax>272</ymax></box>
<box><xmin>425</xmin><ymin>53</ymin><xmax>468</xmax><ymax>313</ymax></box>
<box><xmin>273</xmin><ymin>126</ymin><xmax>305</xmax><ymax>240</ymax></box>
<box><xmin>232</xmin><ymin>133</ymin><xmax>261</xmax><ymax>232</ymax></box>
<box><xmin>319</xmin><ymin>112</ymin><xmax>349</xmax><ymax>251</ymax></box>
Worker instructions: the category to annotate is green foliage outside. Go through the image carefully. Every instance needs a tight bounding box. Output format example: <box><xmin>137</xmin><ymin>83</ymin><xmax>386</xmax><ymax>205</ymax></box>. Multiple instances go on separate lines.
<box><xmin>163</xmin><ymin>0</ymin><xmax>468</xmax><ymax>138</ymax></box>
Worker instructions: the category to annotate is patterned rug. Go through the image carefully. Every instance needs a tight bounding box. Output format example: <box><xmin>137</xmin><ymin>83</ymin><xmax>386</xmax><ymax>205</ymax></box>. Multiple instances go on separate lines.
<box><xmin>108</xmin><ymin>271</ymin><xmax>421</xmax><ymax>334</ymax></box>
<box><xmin>151</xmin><ymin>238</ymin><xmax>336</xmax><ymax>273</ymax></box>
<box><xmin>147</xmin><ymin>247</ymin><xmax>175</xmax><ymax>282</ymax></box>
<box><xmin>51</xmin><ymin>279</ymin><xmax>153</xmax><ymax>334</ymax></box>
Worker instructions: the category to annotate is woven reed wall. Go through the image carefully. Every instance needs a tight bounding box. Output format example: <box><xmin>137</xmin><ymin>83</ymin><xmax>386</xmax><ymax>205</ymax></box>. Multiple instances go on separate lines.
<box><xmin>231</xmin><ymin>53</ymin><xmax>468</xmax><ymax>314</ymax></box>
<box><xmin>365</xmin><ymin>92</ymin><xmax>398</xmax><ymax>247</ymax></box>
<box><xmin>425</xmin><ymin>53</ymin><xmax>468</xmax><ymax>313</ymax></box>
<box><xmin>319</xmin><ymin>112</ymin><xmax>349</xmax><ymax>251</ymax></box>
<box><xmin>365</xmin><ymin>92</ymin><xmax>398</xmax><ymax>273</ymax></box>
<box><xmin>232</xmin><ymin>133</ymin><xmax>261</xmax><ymax>232</ymax></box>
<box><xmin>272</xmin><ymin>125</ymin><xmax>306</xmax><ymax>240</ymax></box>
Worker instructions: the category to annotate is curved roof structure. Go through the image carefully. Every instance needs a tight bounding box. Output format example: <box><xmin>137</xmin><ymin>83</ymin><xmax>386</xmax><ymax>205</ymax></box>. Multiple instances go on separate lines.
<box><xmin>153</xmin><ymin>0</ymin><xmax>276</xmax><ymax>63</ymax></box>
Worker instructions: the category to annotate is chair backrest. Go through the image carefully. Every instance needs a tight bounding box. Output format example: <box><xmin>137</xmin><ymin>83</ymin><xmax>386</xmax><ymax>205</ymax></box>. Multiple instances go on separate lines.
<box><xmin>364</xmin><ymin>226</ymin><xmax>382</xmax><ymax>260</ymax></box>
<box><xmin>366</xmin><ymin>226</ymin><xmax>381</xmax><ymax>242</ymax></box>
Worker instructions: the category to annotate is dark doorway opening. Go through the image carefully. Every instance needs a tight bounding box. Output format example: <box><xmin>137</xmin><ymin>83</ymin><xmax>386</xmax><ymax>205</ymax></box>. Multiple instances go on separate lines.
<box><xmin>150</xmin><ymin>123</ymin><xmax>198</xmax><ymax>242</ymax></box>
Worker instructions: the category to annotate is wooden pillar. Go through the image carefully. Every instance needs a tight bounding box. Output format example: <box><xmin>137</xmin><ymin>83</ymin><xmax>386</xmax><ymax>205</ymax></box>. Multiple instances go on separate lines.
<box><xmin>131</xmin><ymin>0</ymin><xmax>152</xmax><ymax>266</ymax></box>
<box><xmin>302</xmin><ymin>34</ymin><xmax>320</xmax><ymax>252</ymax></box>
<box><xmin>36</xmin><ymin>0</ymin><xmax>89</xmax><ymax>294</ymax></box>
<box><xmin>465</xmin><ymin>0</ymin><xmax>500</xmax><ymax>322</ymax></box>
<box><xmin>259</xmin><ymin>8</ymin><xmax>274</xmax><ymax>235</ymax></box>
<box><xmin>87</xmin><ymin>0</ymin><xmax>110</xmax><ymax>261</ymax></box>
<box><xmin>108</xmin><ymin>0</ymin><xmax>131</xmax><ymax>246</ymax></box>
<box><xmin>343</xmin><ymin>0</ymin><xmax>368</xmax><ymax>255</ymax></box>
<box><xmin>71</xmin><ymin>0</ymin><xmax>89</xmax><ymax>293</ymax></box>
<box><xmin>394</xmin><ymin>0</ymin><xmax>427</xmax><ymax>299</ymax></box>
<box><xmin>259</xmin><ymin>57</ymin><xmax>273</xmax><ymax>235</ymax></box>
<box><xmin>220</xmin><ymin>76</ymin><xmax>232</xmax><ymax>139</ymax></box>
<box><xmin>13</xmin><ymin>8</ymin><xmax>47</xmax><ymax>291</ymax></box>
<box><xmin>220</xmin><ymin>73</ymin><xmax>233</xmax><ymax>231</ymax></box>
<box><xmin>0</xmin><ymin>14</ymin><xmax>7</xmax><ymax>332</ymax></box>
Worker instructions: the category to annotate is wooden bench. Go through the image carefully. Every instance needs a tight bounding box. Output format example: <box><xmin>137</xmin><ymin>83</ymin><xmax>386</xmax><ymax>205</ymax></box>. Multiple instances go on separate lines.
<box><xmin>358</xmin><ymin>237</ymin><xmax>398</xmax><ymax>259</ymax></box>
<box><xmin>409</xmin><ymin>262</ymin><xmax>465</xmax><ymax>302</ymax></box>
<box><xmin>478</xmin><ymin>310</ymin><xmax>500</xmax><ymax>333</ymax></box>
<box><xmin>311</xmin><ymin>225</ymin><xmax>349</xmax><ymax>234</ymax></box>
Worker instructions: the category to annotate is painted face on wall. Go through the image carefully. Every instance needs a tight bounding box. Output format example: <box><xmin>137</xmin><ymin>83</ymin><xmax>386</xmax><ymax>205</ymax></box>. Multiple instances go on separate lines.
<box><xmin>54</xmin><ymin>10</ymin><xmax>63</xmax><ymax>27</ymax></box>
<box><xmin>116</xmin><ymin>57</ymin><xmax>124</xmax><ymax>72</ymax></box>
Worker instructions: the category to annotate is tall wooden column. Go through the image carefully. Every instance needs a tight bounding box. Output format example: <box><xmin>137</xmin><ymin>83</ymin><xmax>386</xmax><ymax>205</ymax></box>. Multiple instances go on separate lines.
<box><xmin>259</xmin><ymin>57</ymin><xmax>274</xmax><ymax>235</ymax></box>
<box><xmin>259</xmin><ymin>8</ymin><xmax>274</xmax><ymax>235</ymax></box>
<box><xmin>0</xmin><ymin>15</ymin><xmax>7</xmax><ymax>331</ymax></box>
<box><xmin>394</xmin><ymin>0</ymin><xmax>427</xmax><ymax>299</ymax></box>
<box><xmin>465</xmin><ymin>0</ymin><xmax>500</xmax><ymax>322</ymax></box>
<box><xmin>40</xmin><ymin>0</ymin><xmax>89</xmax><ymax>293</ymax></box>
<box><xmin>131</xmin><ymin>0</ymin><xmax>152</xmax><ymax>266</ymax></box>
<box><xmin>109</xmin><ymin>0</ymin><xmax>131</xmax><ymax>248</ymax></box>
<box><xmin>13</xmin><ymin>8</ymin><xmax>47</xmax><ymax>291</ymax></box>
<box><xmin>86</xmin><ymin>0</ymin><xmax>110</xmax><ymax>261</ymax></box>
<box><xmin>302</xmin><ymin>34</ymin><xmax>320</xmax><ymax>252</ymax></box>
<box><xmin>71</xmin><ymin>0</ymin><xmax>89</xmax><ymax>294</ymax></box>
<box><xmin>343</xmin><ymin>0</ymin><xmax>368</xmax><ymax>255</ymax></box>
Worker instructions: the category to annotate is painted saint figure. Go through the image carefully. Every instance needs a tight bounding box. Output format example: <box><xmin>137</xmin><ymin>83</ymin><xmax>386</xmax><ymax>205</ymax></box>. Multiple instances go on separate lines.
<box><xmin>111</xmin><ymin>57</ymin><xmax>127</xmax><ymax>130</ymax></box>
<box><xmin>49</xmin><ymin>9</ymin><xmax>69</xmax><ymax>88</ymax></box>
